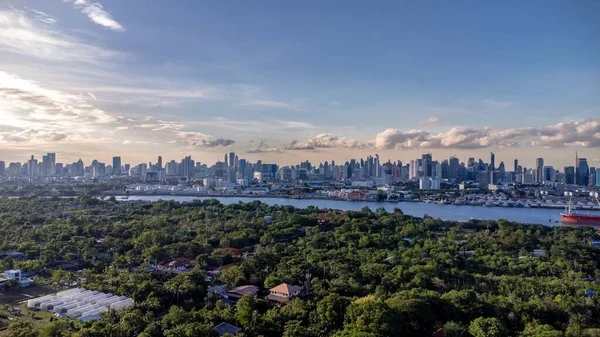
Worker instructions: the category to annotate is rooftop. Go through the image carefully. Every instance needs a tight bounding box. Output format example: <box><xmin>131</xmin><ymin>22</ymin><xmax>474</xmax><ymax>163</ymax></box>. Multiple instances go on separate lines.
<box><xmin>269</xmin><ymin>283</ymin><xmax>303</xmax><ymax>296</ymax></box>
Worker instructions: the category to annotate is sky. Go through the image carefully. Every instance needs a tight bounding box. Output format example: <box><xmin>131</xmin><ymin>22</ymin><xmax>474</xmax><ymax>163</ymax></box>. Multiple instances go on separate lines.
<box><xmin>1</xmin><ymin>0</ymin><xmax>599</xmax><ymax>168</ymax></box>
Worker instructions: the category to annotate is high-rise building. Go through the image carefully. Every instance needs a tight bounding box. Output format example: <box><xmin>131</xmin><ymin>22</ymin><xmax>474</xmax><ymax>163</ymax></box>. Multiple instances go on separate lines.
<box><xmin>490</xmin><ymin>152</ymin><xmax>495</xmax><ymax>171</ymax></box>
<box><xmin>112</xmin><ymin>156</ymin><xmax>122</xmax><ymax>175</ymax></box>
<box><xmin>27</xmin><ymin>155</ymin><xmax>38</xmax><ymax>177</ymax></box>
<box><xmin>229</xmin><ymin>152</ymin><xmax>235</xmax><ymax>168</ymax></box>
<box><xmin>595</xmin><ymin>168</ymin><xmax>600</xmax><ymax>186</ymax></box>
<box><xmin>543</xmin><ymin>166</ymin><xmax>554</xmax><ymax>182</ymax></box>
<box><xmin>157</xmin><ymin>156</ymin><xmax>163</xmax><ymax>170</ymax></box>
<box><xmin>0</xmin><ymin>161</ymin><xmax>4</xmax><ymax>176</ymax></box>
<box><xmin>564</xmin><ymin>166</ymin><xmax>575</xmax><ymax>185</ymax></box>
<box><xmin>576</xmin><ymin>157</ymin><xmax>589</xmax><ymax>186</ymax></box>
<box><xmin>513</xmin><ymin>159</ymin><xmax>518</xmax><ymax>173</ymax></box>
<box><xmin>182</xmin><ymin>156</ymin><xmax>194</xmax><ymax>179</ymax></box>
<box><xmin>535</xmin><ymin>158</ymin><xmax>544</xmax><ymax>183</ymax></box>
<box><xmin>422</xmin><ymin>154</ymin><xmax>432</xmax><ymax>177</ymax></box>
<box><xmin>166</xmin><ymin>160</ymin><xmax>178</xmax><ymax>176</ymax></box>
<box><xmin>449</xmin><ymin>156</ymin><xmax>459</xmax><ymax>180</ymax></box>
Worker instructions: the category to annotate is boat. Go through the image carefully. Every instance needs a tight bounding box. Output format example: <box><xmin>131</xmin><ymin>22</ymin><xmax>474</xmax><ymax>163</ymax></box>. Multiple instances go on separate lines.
<box><xmin>561</xmin><ymin>192</ymin><xmax>600</xmax><ymax>225</ymax></box>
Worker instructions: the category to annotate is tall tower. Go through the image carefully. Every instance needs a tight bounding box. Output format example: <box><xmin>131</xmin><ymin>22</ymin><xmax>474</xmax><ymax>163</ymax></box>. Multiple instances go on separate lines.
<box><xmin>112</xmin><ymin>156</ymin><xmax>122</xmax><ymax>175</ymax></box>
<box><xmin>490</xmin><ymin>152</ymin><xmax>495</xmax><ymax>171</ymax></box>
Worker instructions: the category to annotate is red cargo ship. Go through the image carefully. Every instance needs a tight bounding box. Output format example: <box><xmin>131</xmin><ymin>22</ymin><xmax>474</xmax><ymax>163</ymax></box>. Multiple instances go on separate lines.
<box><xmin>561</xmin><ymin>192</ymin><xmax>600</xmax><ymax>225</ymax></box>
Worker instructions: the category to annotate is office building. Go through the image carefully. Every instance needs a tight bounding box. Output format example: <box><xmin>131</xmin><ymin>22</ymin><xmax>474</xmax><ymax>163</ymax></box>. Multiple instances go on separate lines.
<box><xmin>112</xmin><ymin>157</ymin><xmax>122</xmax><ymax>175</ymax></box>
<box><xmin>27</xmin><ymin>155</ymin><xmax>38</xmax><ymax>177</ymax></box>
<box><xmin>535</xmin><ymin>158</ymin><xmax>544</xmax><ymax>184</ymax></box>
<box><xmin>422</xmin><ymin>154</ymin><xmax>432</xmax><ymax>177</ymax></box>
<box><xmin>490</xmin><ymin>152</ymin><xmax>495</xmax><ymax>171</ymax></box>
<box><xmin>576</xmin><ymin>157</ymin><xmax>589</xmax><ymax>186</ymax></box>
<box><xmin>0</xmin><ymin>161</ymin><xmax>5</xmax><ymax>176</ymax></box>
<box><xmin>564</xmin><ymin>166</ymin><xmax>575</xmax><ymax>185</ymax></box>
<box><xmin>449</xmin><ymin>157</ymin><xmax>459</xmax><ymax>180</ymax></box>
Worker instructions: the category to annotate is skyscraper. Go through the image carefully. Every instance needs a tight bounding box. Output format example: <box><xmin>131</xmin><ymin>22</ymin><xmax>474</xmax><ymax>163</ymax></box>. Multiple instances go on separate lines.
<box><xmin>449</xmin><ymin>156</ymin><xmax>459</xmax><ymax>180</ymax></box>
<box><xmin>0</xmin><ymin>161</ymin><xmax>5</xmax><ymax>176</ymax></box>
<box><xmin>182</xmin><ymin>156</ymin><xmax>194</xmax><ymax>179</ymax></box>
<box><xmin>27</xmin><ymin>155</ymin><xmax>38</xmax><ymax>177</ymax></box>
<box><xmin>576</xmin><ymin>157</ymin><xmax>589</xmax><ymax>186</ymax></box>
<box><xmin>490</xmin><ymin>152</ymin><xmax>495</xmax><ymax>171</ymax></box>
<box><xmin>535</xmin><ymin>158</ymin><xmax>544</xmax><ymax>183</ymax></box>
<box><xmin>422</xmin><ymin>154</ymin><xmax>432</xmax><ymax>177</ymax></box>
<box><xmin>113</xmin><ymin>156</ymin><xmax>122</xmax><ymax>175</ymax></box>
<box><xmin>229</xmin><ymin>152</ymin><xmax>235</xmax><ymax>168</ymax></box>
<box><xmin>564</xmin><ymin>166</ymin><xmax>575</xmax><ymax>185</ymax></box>
<box><xmin>513</xmin><ymin>159</ymin><xmax>518</xmax><ymax>173</ymax></box>
<box><xmin>157</xmin><ymin>156</ymin><xmax>163</xmax><ymax>170</ymax></box>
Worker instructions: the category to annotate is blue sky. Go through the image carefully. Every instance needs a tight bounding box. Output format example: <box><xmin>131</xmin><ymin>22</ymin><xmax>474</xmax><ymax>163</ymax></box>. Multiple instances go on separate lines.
<box><xmin>1</xmin><ymin>0</ymin><xmax>599</xmax><ymax>167</ymax></box>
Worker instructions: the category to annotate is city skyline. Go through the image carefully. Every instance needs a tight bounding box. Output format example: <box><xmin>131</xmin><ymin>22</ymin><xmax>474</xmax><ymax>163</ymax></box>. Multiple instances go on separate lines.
<box><xmin>1</xmin><ymin>149</ymin><xmax>597</xmax><ymax>169</ymax></box>
<box><xmin>1</xmin><ymin>1</ymin><xmax>599</xmax><ymax>167</ymax></box>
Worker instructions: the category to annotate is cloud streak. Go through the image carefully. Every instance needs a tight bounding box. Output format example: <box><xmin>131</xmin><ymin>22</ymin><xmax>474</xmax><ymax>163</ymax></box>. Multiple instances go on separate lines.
<box><xmin>176</xmin><ymin>131</ymin><xmax>235</xmax><ymax>148</ymax></box>
<box><xmin>0</xmin><ymin>8</ymin><xmax>122</xmax><ymax>64</ymax></box>
<box><xmin>64</xmin><ymin>0</ymin><xmax>124</xmax><ymax>32</ymax></box>
<box><xmin>0</xmin><ymin>71</ymin><xmax>117</xmax><ymax>144</ymax></box>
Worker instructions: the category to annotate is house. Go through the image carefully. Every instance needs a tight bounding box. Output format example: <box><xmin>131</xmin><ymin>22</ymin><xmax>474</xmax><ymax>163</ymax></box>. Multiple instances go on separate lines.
<box><xmin>158</xmin><ymin>258</ymin><xmax>191</xmax><ymax>273</ymax></box>
<box><xmin>225</xmin><ymin>285</ymin><xmax>260</xmax><ymax>301</ymax></box>
<box><xmin>214</xmin><ymin>322</ymin><xmax>241</xmax><ymax>336</ymax></box>
<box><xmin>3</xmin><ymin>269</ymin><xmax>33</xmax><ymax>287</ymax></box>
<box><xmin>266</xmin><ymin>283</ymin><xmax>303</xmax><ymax>303</ymax></box>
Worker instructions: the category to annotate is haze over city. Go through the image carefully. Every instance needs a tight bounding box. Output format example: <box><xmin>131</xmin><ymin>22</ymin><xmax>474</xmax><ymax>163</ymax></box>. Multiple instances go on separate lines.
<box><xmin>1</xmin><ymin>0</ymin><xmax>599</xmax><ymax>168</ymax></box>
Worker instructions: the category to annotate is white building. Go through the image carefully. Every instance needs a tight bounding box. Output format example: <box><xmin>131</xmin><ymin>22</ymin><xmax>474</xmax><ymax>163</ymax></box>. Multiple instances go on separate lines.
<box><xmin>419</xmin><ymin>177</ymin><xmax>441</xmax><ymax>190</ymax></box>
<box><xmin>2</xmin><ymin>269</ymin><xmax>33</xmax><ymax>287</ymax></box>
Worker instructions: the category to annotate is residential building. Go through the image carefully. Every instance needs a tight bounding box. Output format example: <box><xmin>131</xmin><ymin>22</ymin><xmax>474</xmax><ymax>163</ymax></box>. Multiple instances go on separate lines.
<box><xmin>266</xmin><ymin>283</ymin><xmax>303</xmax><ymax>303</ymax></box>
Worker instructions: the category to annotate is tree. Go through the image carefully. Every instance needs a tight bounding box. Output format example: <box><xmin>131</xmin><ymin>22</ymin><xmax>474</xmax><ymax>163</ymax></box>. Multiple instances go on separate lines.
<box><xmin>235</xmin><ymin>294</ymin><xmax>257</xmax><ymax>328</ymax></box>
<box><xmin>8</xmin><ymin>321</ymin><xmax>38</xmax><ymax>337</ymax></box>
<box><xmin>468</xmin><ymin>317</ymin><xmax>508</xmax><ymax>337</ymax></box>
<box><xmin>520</xmin><ymin>322</ymin><xmax>564</xmax><ymax>337</ymax></box>
<box><xmin>220</xmin><ymin>265</ymin><xmax>245</xmax><ymax>287</ymax></box>
<box><xmin>38</xmin><ymin>320</ymin><xmax>70</xmax><ymax>337</ymax></box>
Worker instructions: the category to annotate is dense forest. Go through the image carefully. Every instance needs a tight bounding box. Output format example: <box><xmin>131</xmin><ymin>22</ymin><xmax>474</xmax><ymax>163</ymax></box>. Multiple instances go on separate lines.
<box><xmin>1</xmin><ymin>196</ymin><xmax>600</xmax><ymax>337</ymax></box>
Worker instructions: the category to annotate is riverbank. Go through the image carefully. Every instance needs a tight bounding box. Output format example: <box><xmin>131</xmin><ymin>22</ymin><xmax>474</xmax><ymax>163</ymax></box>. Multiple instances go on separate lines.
<box><xmin>112</xmin><ymin>192</ymin><xmax>600</xmax><ymax>211</ymax></box>
<box><xmin>113</xmin><ymin>195</ymin><xmax>600</xmax><ymax>227</ymax></box>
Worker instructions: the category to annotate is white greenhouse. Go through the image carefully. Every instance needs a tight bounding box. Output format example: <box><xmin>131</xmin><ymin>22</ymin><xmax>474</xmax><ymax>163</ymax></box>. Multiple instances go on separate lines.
<box><xmin>27</xmin><ymin>287</ymin><xmax>134</xmax><ymax>320</ymax></box>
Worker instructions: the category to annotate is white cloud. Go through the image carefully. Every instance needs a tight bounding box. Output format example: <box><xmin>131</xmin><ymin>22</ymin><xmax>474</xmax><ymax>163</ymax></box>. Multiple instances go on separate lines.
<box><xmin>0</xmin><ymin>8</ymin><xmax>121</xmax><ymax>63</ymax></box>
<box><xmin>88</xmin><ymin>92</ymin><xmax>97</xmax><ymax>100</ymax></box>
<box><xmin>0</xmin><ymin>71</ymin><xmax>117</xmax><ymax>144</ymax></box>
<box><xmin>419</xmin><ymin>117</ymin><xmax>440</xmax><ymax>124</ymax></box>
<box><xmin>286</xmin><ymin>133</ymin><xmax>368</xmax><ymax>150</ymax></box>
<box><xmin>531</xmin><ymin>119</ymin><xmax>600</xmax><ymax>148</ymax></box>
<box><xmin>246</xmin><ymin>141</ymin><xmax>282</xmax><ymax>153</ymax></box>
<box><xmin>139</xmin><ymin>121</ymin><xmax>184</xmax><ymax>132</ymax></box>
<box><xmin>176</xmin><ymin>131</ymin><xmax>235</xmax><ymax>148</ymax></box>
<box><xmin>483</xmin><ymin>98</ymin><xmax>514</xmax><ymax>108</ymax></box>
<box><xmin>375</xmin><ymin>119</ymin><xmax>600</xmax><ymax>150</ymax></box>
<box><xmin>25</xmin><ymin>7</ymin><xmax>57</xmax><ymax>24</ymax></box>
<box><xmin>64</xmin><ymin>0</ymin><xmax>124</xmax><ymax>32</ymax></box>
<box><xmin>240</xmin><ymin>100</ymin><xmax>290</xmax><ymax>108</ymax></box>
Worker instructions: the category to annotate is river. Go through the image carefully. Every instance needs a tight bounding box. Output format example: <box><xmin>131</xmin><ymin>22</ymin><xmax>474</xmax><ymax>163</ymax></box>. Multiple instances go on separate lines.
<box><xmin>115</xmin><ymin>195</ymin><xmax>600</xmax><ymax>227</ymax></box>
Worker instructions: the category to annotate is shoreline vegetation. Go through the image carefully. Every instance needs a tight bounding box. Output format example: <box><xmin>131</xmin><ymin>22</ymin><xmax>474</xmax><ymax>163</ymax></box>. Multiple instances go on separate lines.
<box><xmin>2</xmin><ymin>192</ymin><xmax>599</xmax><ymax>211</ymax></box>
<box><xmin>1</xmin><ymin>196</ymin><xmax>600</xmax><ymax>336</ymax></box>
